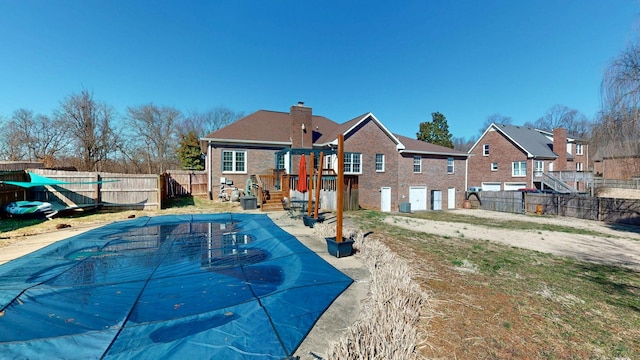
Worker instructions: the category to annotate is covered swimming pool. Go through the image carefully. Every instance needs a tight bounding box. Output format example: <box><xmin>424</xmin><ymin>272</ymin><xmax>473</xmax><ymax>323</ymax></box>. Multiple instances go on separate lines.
<box><xmin>0</xmin><ymin>213</ymin><xmax>353</xmax><ymax>359</ymax></box>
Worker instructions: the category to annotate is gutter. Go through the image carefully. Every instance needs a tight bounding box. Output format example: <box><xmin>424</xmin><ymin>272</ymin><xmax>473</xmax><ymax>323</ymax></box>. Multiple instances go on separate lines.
<box><xmin>200</xmin><ymin>138</ymin><xmax>292</xmax><ymax>146</ymax></box>
<box><xmin>399</xmin><ymin>149</ymin><xmax>470</xmax><ymax>157</ymax></box>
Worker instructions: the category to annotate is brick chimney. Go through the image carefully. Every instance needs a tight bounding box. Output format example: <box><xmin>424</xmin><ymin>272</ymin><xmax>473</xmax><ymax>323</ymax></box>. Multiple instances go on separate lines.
<box><xmin>553</xmin><ymin>128</ymin><xmax>568</xmax><ymax>171</ymax></box>
<box><xmin>290</xmin><ymin>102</ymin><xmax>312</xmax><ymax>149</ymax></box>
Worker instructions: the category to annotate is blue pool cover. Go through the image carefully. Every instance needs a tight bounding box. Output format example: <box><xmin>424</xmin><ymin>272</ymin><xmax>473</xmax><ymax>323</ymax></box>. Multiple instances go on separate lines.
<box><xmin>0</xmin><ymin>213</ymin><xmax>353</xmax><ymax>359</ymax></box>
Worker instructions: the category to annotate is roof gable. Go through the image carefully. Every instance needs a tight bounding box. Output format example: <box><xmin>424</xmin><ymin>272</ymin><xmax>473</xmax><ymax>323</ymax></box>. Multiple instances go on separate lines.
<box><xmin>470</xmin><ymin>123</ymin><xmax>558</xmax><ymax>158</ymax></box>
<box><xmin>316</xmin><ymin>113</ymin><xmax>404</xmax><ymax>150</ymax></box>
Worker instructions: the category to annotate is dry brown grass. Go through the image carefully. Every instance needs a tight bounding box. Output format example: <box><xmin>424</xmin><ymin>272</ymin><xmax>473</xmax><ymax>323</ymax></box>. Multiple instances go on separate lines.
<box><xmin>313</xmin><ymin>222</ymin><xmax>430</xmax><ymax>359</ymax></box>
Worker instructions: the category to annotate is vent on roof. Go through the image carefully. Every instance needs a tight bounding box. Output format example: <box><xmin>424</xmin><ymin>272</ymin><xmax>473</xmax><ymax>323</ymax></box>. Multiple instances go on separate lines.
<box><xmin>297</xmin><ymin>101</ymin><xmax>304</xmax><ymax>107</ymax></box>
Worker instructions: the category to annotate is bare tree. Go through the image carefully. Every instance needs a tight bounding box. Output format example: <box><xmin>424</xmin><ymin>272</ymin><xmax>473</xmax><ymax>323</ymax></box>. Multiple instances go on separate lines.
<box><xmin>592</xmin><ymin>38</ymin><xmax>640</xmax><ymax>178</ymax></box>
<box><xmin>5</xmin><ymin>109</ymin><xmax>70</xmax><ymax>167</ymax></box>
<box><xmin>0</xmin><ymin>115</ymin><xmax>27</xmax><ymax>161</ymax></box>
<box><xmin>524</xmin><ymin>105</ymin><xmax>591</xmax><ymax>138</ymax></box>
<box><xmin>126</xmin><ymin>103</ymin><xmax>182</xmax><ymax>173</ymax></box>
<box><xmin>452</xmin><ymin>136</ymin><xmax>475</xmax><ymax>152</ymax></box>
<box><xmin>180</xmin><ymin>106</ymin><xmax>244</xmax><ymax>138</ymax></box>
<box><xmin>477</xmin><ymin>113</ymin><xmax>512</xmax><ymax>137</ymax></box>
<box><xmin>56</xmin><ymin>90</ymin><xmax>120</xmax><ymax>171</ymax></box>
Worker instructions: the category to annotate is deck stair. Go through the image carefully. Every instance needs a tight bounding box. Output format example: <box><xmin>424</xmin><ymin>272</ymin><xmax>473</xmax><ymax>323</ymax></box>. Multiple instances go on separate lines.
<box><xmin>260</xmin><ymin>190</ymin><xmax>286</xmax><ymax>211</ymax></box>
<box><xmin>541</xmin><ymin>172</ymin><xmax>578</xmax><ymax>193</ymax></box>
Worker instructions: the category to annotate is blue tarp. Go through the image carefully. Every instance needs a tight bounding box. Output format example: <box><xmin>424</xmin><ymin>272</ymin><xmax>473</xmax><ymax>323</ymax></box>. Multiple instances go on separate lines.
<box><xmin>0</xmin><ymin>213</ymin><xmax>353</xmax><ymax>359</ymax></box>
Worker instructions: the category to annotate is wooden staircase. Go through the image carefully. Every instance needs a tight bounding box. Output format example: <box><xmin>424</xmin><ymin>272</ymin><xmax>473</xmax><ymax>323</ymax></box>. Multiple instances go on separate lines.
<box><xmin>260</xmin><ymin>190</ymin><xmax>285</xmax><ymax>212</ymax></box>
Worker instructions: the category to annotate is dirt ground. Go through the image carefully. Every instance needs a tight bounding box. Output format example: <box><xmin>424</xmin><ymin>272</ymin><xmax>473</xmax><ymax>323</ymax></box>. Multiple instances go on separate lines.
<box><xmin>384</xmin><ymin>209</ymin><xmax>640</xmax><ymax>271</ymax></box>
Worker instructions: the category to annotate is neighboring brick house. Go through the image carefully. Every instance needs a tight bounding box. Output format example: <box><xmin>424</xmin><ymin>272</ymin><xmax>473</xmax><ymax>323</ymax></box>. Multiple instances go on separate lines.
<box><xmin>200</xmin><ymin>102</ymin><xmax>469</xmax><ymax>211</ymax></box>
<box><xmin>468</xmin><ymin>123</ymin><xmax>588</xmax><ymax>191</ymax></box>
<box><xmin>593</xmin><ymin>142</ymin><xmax>640</xmax><ymax>179</ymax></box>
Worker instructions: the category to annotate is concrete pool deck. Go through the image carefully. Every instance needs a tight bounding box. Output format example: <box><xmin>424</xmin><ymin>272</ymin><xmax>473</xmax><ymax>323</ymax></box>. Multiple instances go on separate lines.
<box><xmin>0</xmin><ymin>211</ymin><xmax>370</xmax><ymax>360</ymax></box>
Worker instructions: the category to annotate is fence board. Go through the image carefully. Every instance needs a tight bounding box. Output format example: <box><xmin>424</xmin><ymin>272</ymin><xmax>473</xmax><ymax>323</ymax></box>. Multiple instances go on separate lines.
<box><xmin>31</xmin><ymin>170</ymin><xmax>161</xmax><ymax>210</ymax></box>
<box><xmin>479</xmin><ymin>191</ymin><xmax>523</xmax><ymax>214</ymax></box>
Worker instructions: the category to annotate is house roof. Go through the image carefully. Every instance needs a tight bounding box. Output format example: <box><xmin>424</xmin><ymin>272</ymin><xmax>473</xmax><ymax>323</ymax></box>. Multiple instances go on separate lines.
<box><xmin>202</xmin><ymin>108</ymin><xmax>466</xmax><ymax>157</ymax></box>
<box><xmin>396</xmin><ymin>134</ymin><xmax>468</xmax><ymax>157</ymax></box>
<box><xmin>470</xmin><ymin>123</ymin><xmax>563</xmax><ymax>159</ymax></box>
<box><xmin>201</xmin><ymin>110</ymin><xmax>337</xmax><ymax>146</ymax></box>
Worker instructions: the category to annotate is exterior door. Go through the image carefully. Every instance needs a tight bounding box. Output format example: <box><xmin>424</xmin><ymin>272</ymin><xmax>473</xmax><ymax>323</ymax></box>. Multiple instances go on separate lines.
<box><xmin>447</xmin><ymin>188</ymin><xmax>455</xmax><ymax>209</ymax></box>
<box><xmin>380</xmin><ymin>187</ymin><xmax>391</xmax><ymax>212</ymax></box>
<box><xmin>409</xmin><ymin>186</ymin><xmax>427</xmax><ymax>211</ymax></box>
<box><xmin>431</xmin><ymin>190</ymin><xmax>442</xmax><ymax>210</ymax></box>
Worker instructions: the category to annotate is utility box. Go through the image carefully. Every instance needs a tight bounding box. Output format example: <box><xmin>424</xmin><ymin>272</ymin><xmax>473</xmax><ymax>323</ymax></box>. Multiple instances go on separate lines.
<box><xmin>399</xmin><ymin>202</ymin><xmax>411</xmax><ymax>213</ymax></box>
<box><xmin>240</xmin><ymin>196</ymin><xmax>257</xmax><ymax>210</ymax></box>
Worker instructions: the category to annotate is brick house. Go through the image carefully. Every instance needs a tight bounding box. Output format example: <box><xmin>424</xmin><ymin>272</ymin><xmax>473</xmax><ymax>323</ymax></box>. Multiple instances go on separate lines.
<box><xmin>592</xmin><ymin>142</ymin><xmax>640</xmax><ymax>179</ymax></box>
<box><xmin>200</xmin><ymin>102</ymin><xmax>469</xmax><ymax>211</ymax></box>
<box><xmin>468</xmin><ymin>123</ymin><xmax>589</xmax><ymax>191</ymax></box>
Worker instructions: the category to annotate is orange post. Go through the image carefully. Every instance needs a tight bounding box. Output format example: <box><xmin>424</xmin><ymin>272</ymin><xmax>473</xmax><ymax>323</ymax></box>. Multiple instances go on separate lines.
<box><xmin>336</xmin><ymin>135</ymin><xmax>344</xmax><ymax>243</ymax></box>
<box><xmin>314</xmin><ymin>151</ymin><xmax>323</xmax><ymax>218</ymax></box>
<box><xmin>307</xmin><ymin>153</ymin><xmax>314</xmax><ymax>216</ymax></box>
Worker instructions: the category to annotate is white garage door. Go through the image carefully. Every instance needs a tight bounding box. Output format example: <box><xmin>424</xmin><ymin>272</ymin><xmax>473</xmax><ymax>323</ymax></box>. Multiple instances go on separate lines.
<box><xmin>504</xmin><ymin>182</ymin><xmax>527</xmax><ymax>191</ymax></box>
<box><xmin>409</xmin><ymin>186</ymin><xmax>427</xmax><ymax>211</ymax></box>
<box><xmin>481</xmin><ymin>182</ymin><xmax>501</xmax><ymax>191</ymax></box>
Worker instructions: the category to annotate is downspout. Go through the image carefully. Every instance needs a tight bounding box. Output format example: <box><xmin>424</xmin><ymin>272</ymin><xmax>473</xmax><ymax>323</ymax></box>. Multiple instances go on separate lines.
<box><xmin>464</xmin><ymin>156</ymin><xmax>468</xmax><ymax>191</ymax></box>
<box><xmin>207</xmin><ymin>141</ymin><xmax>212</xmax><ymax>200</ymax></box>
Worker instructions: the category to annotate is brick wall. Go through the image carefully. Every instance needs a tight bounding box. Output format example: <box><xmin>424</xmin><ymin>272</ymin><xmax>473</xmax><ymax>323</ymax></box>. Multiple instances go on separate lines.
<box><xmin>468</xmin><ymin>128</ymin><xmax>531</xmax><ymax>189</ymax></box>
<box><xmin>343</xmin><ymin>117</ymin><xmax>399</xmax><ymax>210</ymax></box>
<box><xmin>397</xmin><ymin>154</ymin><xmax>466</xmax><ymax>209</ymax></box>
<box><xmin>209</xmin><ymin>147</ymin><xmax>279</xmax><ymax>193</ymax></box>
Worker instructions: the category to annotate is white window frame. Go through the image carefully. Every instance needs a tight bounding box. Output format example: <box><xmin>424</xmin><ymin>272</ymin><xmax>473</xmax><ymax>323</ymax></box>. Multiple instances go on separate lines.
<box><xmin>276</xmin><ymin>153</ymin><xmax>285</xmax><ymax>170</ymax></box>
<box><xmin>512</xmin><ymin>161</ymin><xmax>527</xmax><ymax>177</ymax></box>
<box><xmin>344</xmin><ymin>152</ymin><xmax>362</xmax><ymax>174</ymax></box>
<box><xmin>491</xmin><ymin>162</ymin><xmax>498</xmax><ymax>171</ymax></box>
<box><xmin>576</xmin><ymin>162</ymin><xmax>583</xmax><ymax>172</ymax></box>
<box><xmin>483</xmin><ymin>144</ymin><xmax>490</xmax><ymax>156</ymax></box>
<box><xmin>375</xmin><ymin>154</ymin><xmax>385</xmax><ymax>172</ymax></box>
<box><xmin>222</xmin><ymin>150</ymin><xmax>247</xmax><ymax>173</ymax></box>
<box><xmin>576</xmin><ymin>144</ymin><xmax>583</xmax><ymax>155</ymax></box>
<box><xmin>413</xmin><ymin>156</ymin><xmax>422</xmax><ymax>173</ymax></box>
<box><xmin>447</xmin><ymin>157</ymin><xmax>454</xmax><ymax>174</ymax></box>
<box><xmin>535</xmin><ymin>160</ymin><xmax>544</xmax><ymax>176</ymax></box>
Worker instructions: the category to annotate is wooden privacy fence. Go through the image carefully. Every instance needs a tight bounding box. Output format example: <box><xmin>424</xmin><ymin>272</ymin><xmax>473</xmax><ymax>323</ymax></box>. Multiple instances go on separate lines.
<box><xmin>31</xmin><ymin>169</ymin><xmax>163</xmax><ymax>211</ymax></box>
<box><xmin>0</xmin><ymin>171</ymin><xmax>28</xmax><ymax>207</ymax></box>
<box><xmin>163</xmin><ymin>171</ymin><xmax>208</xmax><ymax>197</ymax></box>
<box><xmin>477</xmin><ymin>191</ymin><xmax>640</xmax><ymax>226</ymax></box>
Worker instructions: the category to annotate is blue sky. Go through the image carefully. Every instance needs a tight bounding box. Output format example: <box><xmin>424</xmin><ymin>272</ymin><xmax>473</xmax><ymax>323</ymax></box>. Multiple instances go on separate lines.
<box><xmin>1</xmin><ymin>1</ymin><xmax>639</xmax><ymax>140</ymax></box>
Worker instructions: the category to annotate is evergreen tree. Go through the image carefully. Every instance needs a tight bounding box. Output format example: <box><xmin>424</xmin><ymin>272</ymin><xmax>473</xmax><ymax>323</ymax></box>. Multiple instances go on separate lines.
<box><xmin>177</xmin><ymin>131</ymin><xmax>205</xmax><ymax>170</ymax></box>
<box><xmin>416</xmin><ymin>112</ymin><xmax>454</xmax><ymax>148</ymax></box>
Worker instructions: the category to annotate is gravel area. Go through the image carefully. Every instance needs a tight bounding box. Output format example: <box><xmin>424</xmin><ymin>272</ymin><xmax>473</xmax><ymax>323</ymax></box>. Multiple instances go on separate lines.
<box><xmin>384</xmin><ymin>209</ymin><xmax>640</xmax><ymax>270</ymax></box>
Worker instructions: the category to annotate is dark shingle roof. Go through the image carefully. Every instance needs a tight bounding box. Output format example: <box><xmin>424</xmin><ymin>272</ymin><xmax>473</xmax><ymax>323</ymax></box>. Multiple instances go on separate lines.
<box><xmin>494</xmin><ymin>124</ymin><xmax>558</xmax><ymax>158</ymax></box>
<box><xmin>202</xmin><ymin>108</ymin><xmax>468</xmax><ymax>157</ymax></box>
<box><xmin>202</xmin><ymin>110</ymin><xmax>339</xmax><ymax>144</ymax></box>
<box><xmin>395</xmin><ymin>134</ymin><xmax>468</xmax><ymax>156</ymax></box>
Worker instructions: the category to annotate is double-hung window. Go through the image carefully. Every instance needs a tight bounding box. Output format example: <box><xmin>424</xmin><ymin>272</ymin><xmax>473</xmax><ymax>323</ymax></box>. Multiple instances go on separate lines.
<box><xmin>535</xmin><ymin>161</ymin><xmax>543</xmax><ymax>176</ymax></box>
<box><xmin>576</xmin><ymin>144</ymin><xmax>584</xmax><ymax>155</ymax></box>
<box><xmin>375</xmin><ymin>154</ymin><xmax>385</xmax><ymax>172</ymax></box>
<box><xmin>344</xmin><ymin>153</ymin><xmax>362</xmax><ymax>174</ymax></box>
<box><xmin>483</xmin><ymin>144</ymin><xmax>490</xmax><ymax>156</ymax></box>
<box><xmin>512</xmin><ymin>161</ymin><xmax>527</xmax><ymax>177</ymax></box>
<box><xmin>576</xmin><ymin>162</ymin><xmax>583</xmax><ymax>172</ymax></box>
<box><xmin>447</xmin><ymin>157</ymin><xmax>454</xmax><ymax>174</ymax></box>
<box><xmin>413</xmin><ymin>156</ymin><xmax>422</xmax><ymax>173</ymax></box>
<box><xmin>222</xmin><ymin>150</ymin><xmax>246</xmax><ymax>173</ymax></box>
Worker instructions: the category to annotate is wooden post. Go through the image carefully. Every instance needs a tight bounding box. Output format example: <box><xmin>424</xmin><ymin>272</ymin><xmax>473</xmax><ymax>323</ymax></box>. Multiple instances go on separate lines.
<box><xmin>308</xmin><ymin>152</ymin><xmax>314</xmax><ymax>216</ymax></box>
<box><xmin>337</xmin><ymin>135</ymin><xmax>344</xmax><ymax>243</ymax></box>
<box><xmin>314</xmin><ymin>151</ymin><xmax>323</xmax><ymax>218</ymax></box>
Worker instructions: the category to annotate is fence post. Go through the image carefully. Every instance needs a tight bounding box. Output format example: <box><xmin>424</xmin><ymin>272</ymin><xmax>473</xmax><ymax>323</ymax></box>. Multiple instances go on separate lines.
<box><xmin>94</xmin><ymin>173</ymin><xmax>101</xmax><ymax>206</ymax></box>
